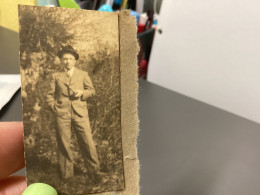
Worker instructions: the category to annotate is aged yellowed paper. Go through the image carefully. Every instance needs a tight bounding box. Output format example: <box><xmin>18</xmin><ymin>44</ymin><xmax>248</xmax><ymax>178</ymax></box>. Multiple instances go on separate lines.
<box><xmin>19</xmin><ymin>5</ymin><xmax>139</xmax><ymax>195</ymax></box>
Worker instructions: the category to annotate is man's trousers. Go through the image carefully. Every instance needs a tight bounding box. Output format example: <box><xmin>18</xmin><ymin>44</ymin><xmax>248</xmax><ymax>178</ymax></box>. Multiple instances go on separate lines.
<box><xmin>56</xmin><ymin>108</ymin><xmax>99</xmax><ymax>179</ymax></box>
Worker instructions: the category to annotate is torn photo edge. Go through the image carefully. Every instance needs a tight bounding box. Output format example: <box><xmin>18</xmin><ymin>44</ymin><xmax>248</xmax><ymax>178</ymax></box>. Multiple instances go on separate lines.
<box><xmin>92</xmin><ymin>10</ymin><xmax>140</xmax><ymax>195</ymax></box>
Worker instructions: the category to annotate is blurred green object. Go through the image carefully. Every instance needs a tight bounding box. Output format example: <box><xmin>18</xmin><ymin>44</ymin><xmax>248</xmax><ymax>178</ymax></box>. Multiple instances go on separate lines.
<box><xmin>22</xmin><ymin>183</ymin><xmax>58</xmax><ymax>195</ymax></box>
<box><xmin>58</xmin><ymin>0</ymin><xmax>80</xmax><ymax>9</ymax></box>
<box><xmin>37</xmin><ymin>0</ymin><xmax>59</xmax><ymax>6</ymax></box>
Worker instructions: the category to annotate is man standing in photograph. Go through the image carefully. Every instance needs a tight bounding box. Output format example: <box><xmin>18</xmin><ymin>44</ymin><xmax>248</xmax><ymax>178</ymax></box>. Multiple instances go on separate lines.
<box><xmin>46</xmin><ymin>45</ymin><xmax>100</xmax><ymax>181</ymax></box>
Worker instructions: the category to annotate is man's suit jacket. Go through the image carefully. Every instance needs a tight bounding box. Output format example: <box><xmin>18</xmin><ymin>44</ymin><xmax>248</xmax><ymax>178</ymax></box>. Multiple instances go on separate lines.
<box><xmin>47</xmin><ymin>68</ymin><xmax>95</xmax><ymax>117</ymax></box>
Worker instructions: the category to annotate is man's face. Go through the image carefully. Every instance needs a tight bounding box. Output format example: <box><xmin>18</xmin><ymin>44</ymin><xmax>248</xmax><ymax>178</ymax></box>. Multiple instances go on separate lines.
<box><xmin>61</xmin><ymin>53</ymin><xmax>76</xmax><ymax>70</ymax></box>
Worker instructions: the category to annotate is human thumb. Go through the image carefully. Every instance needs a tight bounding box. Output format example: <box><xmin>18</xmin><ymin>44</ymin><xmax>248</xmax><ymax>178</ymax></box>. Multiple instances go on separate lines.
<box><xmin>22</xmin><ymin>183</ymin><xmax>58</xmax><ymax>195</ymax></box>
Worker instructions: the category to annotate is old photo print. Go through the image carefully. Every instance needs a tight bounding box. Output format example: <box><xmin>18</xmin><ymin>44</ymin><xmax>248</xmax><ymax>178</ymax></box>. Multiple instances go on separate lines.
<box><xmin>19</xmin><ymin>5</ymin><xmax>124</xmax><ymax>194</ymax></box>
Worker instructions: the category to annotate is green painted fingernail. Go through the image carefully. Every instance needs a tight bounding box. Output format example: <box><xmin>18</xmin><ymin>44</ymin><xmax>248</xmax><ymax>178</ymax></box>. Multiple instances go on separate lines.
<box><xmin>23</xmin><ymin>183</ymin><xmax>58</xmax><ymax>195</ymax></box>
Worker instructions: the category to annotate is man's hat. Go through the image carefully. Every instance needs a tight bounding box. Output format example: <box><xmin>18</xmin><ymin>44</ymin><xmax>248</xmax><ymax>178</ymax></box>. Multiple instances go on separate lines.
<box><xmin>58</xmin><ymin>45</ymin><xmax>79</xmax><ymax>60</ymax></box>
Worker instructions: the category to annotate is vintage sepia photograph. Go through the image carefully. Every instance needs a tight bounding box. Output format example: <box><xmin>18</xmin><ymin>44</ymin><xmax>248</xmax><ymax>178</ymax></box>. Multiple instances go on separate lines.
<box><xmin>19</xmin><ymin>5</ymin><xmax>124</xmax><ymax>194</ymax></box>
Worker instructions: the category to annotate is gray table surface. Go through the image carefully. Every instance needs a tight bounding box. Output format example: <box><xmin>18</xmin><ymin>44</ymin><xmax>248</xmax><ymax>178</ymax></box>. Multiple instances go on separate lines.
<box><xmin>2</xmin><ymin>27</ymin><xmax>260</xmax><ymax>195</ymax></box>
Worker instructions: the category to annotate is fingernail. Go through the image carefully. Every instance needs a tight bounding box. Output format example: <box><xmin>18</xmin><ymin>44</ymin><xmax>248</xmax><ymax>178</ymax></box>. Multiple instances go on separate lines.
<box><xmin>22</xmin><ymin>183</ymin><xmax>58</xmax><ymax>195</ymax></box>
